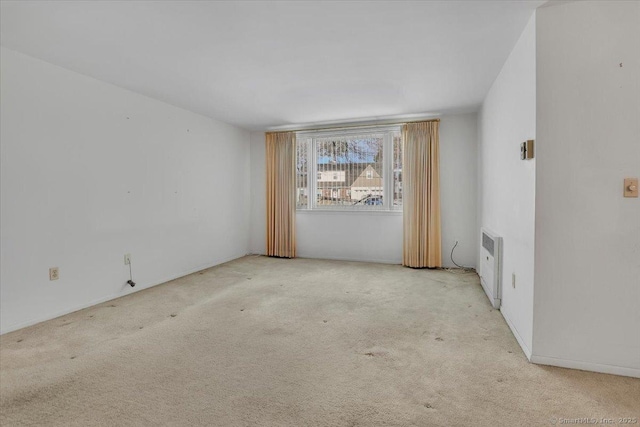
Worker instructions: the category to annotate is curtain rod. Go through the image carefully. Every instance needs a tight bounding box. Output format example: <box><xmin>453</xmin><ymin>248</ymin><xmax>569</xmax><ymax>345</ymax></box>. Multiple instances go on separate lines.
<box><xmin>265</xmin><ymin>118</ymin><xmax>440</xmax><ymax>134</ymax></box>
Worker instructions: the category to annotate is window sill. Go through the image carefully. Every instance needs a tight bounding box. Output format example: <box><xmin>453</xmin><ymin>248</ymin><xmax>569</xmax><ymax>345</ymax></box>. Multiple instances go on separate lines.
<box><xmin>296</xmin><ymin>209</ymin><xmax>402</xmax><ymax>216</ymax></box>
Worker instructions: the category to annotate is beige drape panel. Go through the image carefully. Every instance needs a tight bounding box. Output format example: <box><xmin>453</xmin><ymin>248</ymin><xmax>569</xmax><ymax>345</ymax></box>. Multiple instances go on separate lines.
<box><xmin>266</xmin><ymin>132</ymin><xmax>296</xmax><ymax>258</ymax></box>
<box><xmin>402</xmin><ymin>121</ymin><xmax>442</xmax><ymax>268</ymax></box>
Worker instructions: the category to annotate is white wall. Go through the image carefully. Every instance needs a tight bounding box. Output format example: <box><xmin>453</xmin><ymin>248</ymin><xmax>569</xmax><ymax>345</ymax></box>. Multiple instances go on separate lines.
<box><xmin>440</xmin><ymin>113</ymin><xmax>478</xmax><ymax>268</ymax></box>
<box><xmin>249</xmin><ymin>131</ymin><xmax>267</xmax><ymax>256</ymax></box>
<box><xmin>296</xmin><ymin>211</ymin><xmax>403</xmax><ymax>264</ymax></box>
<box><xmin>250</xmin><ymin>113</ymin><xmax>478</xmax><ymax>267</ymax></box>
<box><xmin>477</xmin><ymin>14</ymin><xmax>536</xmax><ymax>357</ymax></box>
<box><xmin>533</xmin><ymin>1</ymin><xmax>640</xmax><ymax>377</ymax></box>
<box><xmin>0</xmin><ymin>47</ymin><xmax>251</xmax><ymax>334</ymax></box>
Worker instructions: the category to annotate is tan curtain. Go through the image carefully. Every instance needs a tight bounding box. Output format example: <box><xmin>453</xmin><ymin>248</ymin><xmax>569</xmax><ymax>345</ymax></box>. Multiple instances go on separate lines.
<box><xmin>402</xmin><ymin>120</ymin><xmax>442</xmax><ymax>268</ymax></box>
<box><xmin>266</xmin><ymin>132</ymin><xmax>296</xmax><ymax>258</ymax></box>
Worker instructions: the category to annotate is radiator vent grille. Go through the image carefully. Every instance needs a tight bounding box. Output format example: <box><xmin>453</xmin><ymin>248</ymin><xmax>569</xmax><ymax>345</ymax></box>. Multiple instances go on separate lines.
<box><xmin>482</xmin><ymin>232</ymin><xmax>495</xmax><ymax>257</ymax></box>
<box><xmin>480</xmin><ymin>228</ymin><xmax>502</xmax><ymax>309</ymax></box>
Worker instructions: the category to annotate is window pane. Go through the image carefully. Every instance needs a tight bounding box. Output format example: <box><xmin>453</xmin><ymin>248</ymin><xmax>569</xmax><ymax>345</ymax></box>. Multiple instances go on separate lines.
<box><xmin>296</xmin><ymin>137</ymin><xmax>310</xmax><ymax>209</ymax></box>
<box><xmin>316</xmin><ymin>133</ymin><xmax>384</xmax><ymax>208</ymax></box>
<box><xmin>393</xmin><ymin>132</ymin><xmax>403</xmax><ymax>208</ymax></box>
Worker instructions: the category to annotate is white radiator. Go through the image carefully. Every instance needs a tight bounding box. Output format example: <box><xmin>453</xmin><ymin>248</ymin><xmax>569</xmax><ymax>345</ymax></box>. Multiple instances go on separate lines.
<box><xmin>479</xmin><ymin>228</ymin><xmax>502</xmax><ymax>309</ymax></box>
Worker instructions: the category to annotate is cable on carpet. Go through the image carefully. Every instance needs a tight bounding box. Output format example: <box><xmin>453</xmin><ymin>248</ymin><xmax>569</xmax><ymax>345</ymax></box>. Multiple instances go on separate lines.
<box><xmin>443</xmin><ymin>241</ymin><xmax>475</xmax><ymax>273</ymax></box>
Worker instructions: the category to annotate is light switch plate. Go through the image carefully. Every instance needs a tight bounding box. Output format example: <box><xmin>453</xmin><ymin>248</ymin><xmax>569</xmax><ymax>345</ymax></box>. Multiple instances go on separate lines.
<box><xmin>624</xmin><ymin>178</ymin><xmax>638</xmax><ymax>198</ymax></box>
<box><xmin>520</xmin><ymin>140</ymin><xmax>534</xmax><ymax>160</ymax></box>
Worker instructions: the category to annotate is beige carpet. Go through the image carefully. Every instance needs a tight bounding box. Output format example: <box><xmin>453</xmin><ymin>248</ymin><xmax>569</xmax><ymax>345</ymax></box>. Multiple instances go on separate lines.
<box><xmin>1</xmin><ymin>256</ymin><xmax>638</xmax><ymax>426</ymax></box>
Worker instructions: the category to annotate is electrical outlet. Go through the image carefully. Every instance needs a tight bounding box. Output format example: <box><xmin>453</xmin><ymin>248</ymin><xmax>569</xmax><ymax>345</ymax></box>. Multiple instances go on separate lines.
<box><xmin>512</xmin><ymin>273</ymin><xmax>516</xmax><ymax>288</ymax></box>
<box><xmin>49</xmin><ymin>267</ymin><xmax>59</xmax><ymax>281</ymax></box>
<box><xmin>124</xmin><ymin>254</ymin><xmax>131</xmax><ymax>265</ymax></box>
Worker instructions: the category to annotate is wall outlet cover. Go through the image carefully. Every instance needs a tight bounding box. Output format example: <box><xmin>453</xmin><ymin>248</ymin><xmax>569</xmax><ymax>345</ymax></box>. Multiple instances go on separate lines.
<box><xmin>49</xmin><ymin>267</ymin><xmax>59</xmax><ymax>281</ymax></box>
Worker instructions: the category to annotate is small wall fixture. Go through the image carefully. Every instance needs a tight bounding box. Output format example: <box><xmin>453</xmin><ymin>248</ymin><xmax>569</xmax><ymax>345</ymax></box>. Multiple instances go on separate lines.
<box><xmin>520</xmin><ymin>140</ymin><xmax>534</xmax><ymax>160</ymax></box>
<box><xmin>624</xmin><ymin>178</ymin><xmax>638</xmax><ymax>198</ymax></box>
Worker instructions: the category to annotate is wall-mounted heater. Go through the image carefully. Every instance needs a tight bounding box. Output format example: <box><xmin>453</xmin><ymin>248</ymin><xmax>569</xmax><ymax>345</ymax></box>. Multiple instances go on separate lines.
<box><xmin>479</xmin><ymin>228</ymin><xmax>503</xmax><ymax>309</ymax></box>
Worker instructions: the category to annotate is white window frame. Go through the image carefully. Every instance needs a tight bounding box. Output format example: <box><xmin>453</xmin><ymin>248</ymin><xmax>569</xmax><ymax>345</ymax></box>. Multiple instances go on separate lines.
<box><xmin>296</xmin><ymin>125</ymin><xmax>401</xmax><ymax>212</ymax></box>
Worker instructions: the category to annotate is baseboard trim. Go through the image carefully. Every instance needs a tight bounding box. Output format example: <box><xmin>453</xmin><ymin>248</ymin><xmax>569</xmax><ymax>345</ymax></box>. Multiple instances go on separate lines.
<box><xmin>530</xmin><ymin>354</ymin><xmax>640</xmax><ymax>378</ymax></box>
<box><xmin>0</xmin><ymin>253</ymin><xmax>248</xmax><ymax>335</ymax></box>
<box><xmin>296</xmin><ymin>254</ymin><xmax>402</xmax><ymax>265</ymax></box>
<box><xmin>500</xmin><ymin>309</ymin><xmax>532</xmax><ymax>360</ymax></box>
<box><xmin>251</xmin><ymin>250</ymin><xmax>401</xmax><ymax>265</ymax></box>
<box><xmin>250</xmin><ymin>252</ymin><xmax>476</xmax><ymax>271</ymax></box>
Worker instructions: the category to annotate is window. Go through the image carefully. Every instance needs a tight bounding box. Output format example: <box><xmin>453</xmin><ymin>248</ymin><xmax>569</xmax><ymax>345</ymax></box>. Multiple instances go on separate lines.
<box><xmin>296</xmin><ymin>126</ymin><xmax>402</xmax><ymax>211</ymax></box>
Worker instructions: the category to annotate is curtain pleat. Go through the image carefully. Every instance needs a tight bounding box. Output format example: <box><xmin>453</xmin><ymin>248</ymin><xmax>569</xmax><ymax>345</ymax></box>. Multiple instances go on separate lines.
<box><xmin>402</xmin><ymin>121</ymin><xmax>442</xmax><ymax>268</ymax></box>
<box><xmin>266</xmin><ymin>132</ymin><xmax>296</xmax><ymax>258</ymax></box>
